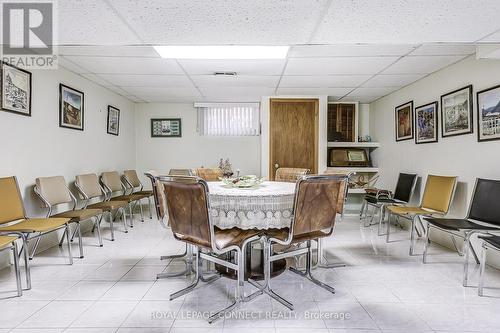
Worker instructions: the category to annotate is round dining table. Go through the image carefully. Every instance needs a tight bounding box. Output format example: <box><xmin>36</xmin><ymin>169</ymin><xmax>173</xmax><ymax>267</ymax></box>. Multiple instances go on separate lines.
<box><xmin>207</xmin><ymin>180</ymin><xmax>296</xmax><ymax>280</ymax></box>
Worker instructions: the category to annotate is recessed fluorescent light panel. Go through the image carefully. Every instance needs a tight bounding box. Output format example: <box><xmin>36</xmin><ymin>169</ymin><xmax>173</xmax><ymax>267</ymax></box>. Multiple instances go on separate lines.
<box><xmin>153</xmin><ymin>45</ymin><xmax>289</xmax><ymax>59</ymax></box>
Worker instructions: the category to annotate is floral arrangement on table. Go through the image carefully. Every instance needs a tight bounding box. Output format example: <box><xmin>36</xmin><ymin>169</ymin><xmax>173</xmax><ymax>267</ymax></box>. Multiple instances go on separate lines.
<box><xmin>220</xmin><ymin>175</ymin><xmax>264</xmax><ymax>188</ymax></box>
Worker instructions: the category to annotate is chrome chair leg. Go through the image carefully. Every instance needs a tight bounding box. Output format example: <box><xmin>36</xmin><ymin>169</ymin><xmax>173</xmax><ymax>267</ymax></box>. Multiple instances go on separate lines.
<box><xmin>13</xmin><ymin>242</ymin><xmax>22</xmax><ymax>296</ymax></box>
<box><xmin>128</xmin><ymin>204</ymin><xmax>134</xmax><ymax>228</ymax></box>
<box><xmin>65</xmin><ymin>224</ymin><xmax>73</xmax><ymax>265</ymax></box>
<box><xmin>317</xmin><ymin>238</ymin><xmax>346</xmax><ymax>269</ymax></box>
<box><xmin>248</xmin><ymin>238</ymin><xmax>293</xmax><ymax>311</ymax></box>
<box><xmin>478</xmin><ymin>243</ymin><xmax>487</xmax><ymax>296</ymax></box>
<box><xmin>377</xmin><ymin>204</ymin><xmax>386</xmax><ymax>236</ymax></box>
<box><xmin>386</xmin><ymin>213</ymin><xmax>392</xmax><ymax>243</ymax></box>
<box><xmin>122</xmin><ymin>208</ymin><xmax>128</xmax><ymax>233</ymax></box>
<box><xmin>409</xmin><ymin>216</ymin><xmax>417</xmax><ymax>256</ymax></box>
<box><xmin>20</xmin><ymin>234</ymin><xmax>31</xmax><ymax>289</ymax></box>
<box><xmin>147</xmin><ymin>196</ymin><xmax>153</xmax><ymax>219</ymax></box>
<box><xmin>359</xmin><ymin>200</ymin><xmax>366</xmax><ymax>220</ymax></box>
<box><xmin>70</xmin><ymin>225</ymin><xmax>78</xmax><ymax>242</ymax></box>
<box><xmin>77</xmin><ymin>223</ymin><xmax>84</xmax><ymax>259</ymax></box>
<box><xmin>29</xmin><ymin>233</ymin><xmax>42</xmax><ymax>260</ymax></box>
<box><xmin>58</xmin><ymin>228</ymin><xmax>67</xmax><ymax>247</ymax></box>
<box><xmin>290</xmin><ymin>240</ymin><xmax>336</xmax><ymax>294</ymax></box>
<box><xmin>109</xmin><ymin>211</ymin><xmax>115</xmax><ymax>241</ymax></box>
<box><xmin>94</xmin><ymin>216</ymin><xmax>103</xmax><ymax>247</ymax></box>
<box><xmin>139</xmin><ymin>199</ymin><xmax>145</xmax><ymax>222</ymax></box>
<box><xmin>422</xmin><ymin>222</ymin><xmax>430</xmax><ymax>263</ymax></box>
<box><xmin>463</xmin><ymin>232</ymin><xmax>471</xmax><ymax>287</ymax></box>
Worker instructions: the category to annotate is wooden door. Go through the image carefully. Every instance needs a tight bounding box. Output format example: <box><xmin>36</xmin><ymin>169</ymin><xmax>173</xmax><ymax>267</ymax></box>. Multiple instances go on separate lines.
<box><xmin>269</xmin><ymin>98</ymin><xmax>319</xmax><ymax>180</ymax></box>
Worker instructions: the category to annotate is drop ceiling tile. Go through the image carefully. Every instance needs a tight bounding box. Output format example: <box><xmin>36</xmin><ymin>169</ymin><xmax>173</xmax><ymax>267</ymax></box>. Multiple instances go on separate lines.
<box><xmin>59</xmin><ymin>46</ymin><xmax>159</xmax><ymax>58</ymax></box>
<box><xmin>110</xmin><ymin>0</ymin><xmax>328</xmax><ymax>44</ymax></box>
<box><xmin>382</xmin><ymin>55</ymin><xmax>466</xmax><ymax>74</ymax></box>
<box><xmin>410</xmin><ymin>44</ymin><xmax>477</xmax><ymax>56</ymax></box>
<box><xmin>279</xmin><ymin>75</ymin><xmax>370</xmax><ymax>88</ymax></box>
<box><xmin>479</xmin><ymin>30</ymin><xmax>500</xmax><ymax>42</ymax></box>
<box><xmin>104</xmin><ymin>85</ymin><xmax>130</xmax><ymax>96</ymax></box>
<box><xmin>141</xmin><ymin>96</ymin><xmax>200</xmax><ymax>103</ymax></box>
<box><xmin>62</xmin><ymin>56</ymin><xmax>184</xmax><ymax>75</ymax></box>
<box><xmin>285</xmin><ymin>57</ymin><xmax>398</xmax><ymax>75</ymax></box>
<box><xmin>350</xmin><ymin>87</ymin><xmax>398</xmax><ymax>96</ymax></box>
<box><xmin>288</xmin><ymin>44</ymin><xmax>417</xmax><ymax>57</ymax></box>
<box><xmin>57</xmin><ymin>0</ymin><xmax>140</xmax><ymax>45</ymax></box>
<box><xmin>198</xmin><ymin>86</ymin><xmax>275</xmax><ymax>102</ymax></box>
<box><xmin>80</xmin><ymin>73</ymin><xmax>113</xmax><ymax>86</ymax></box>
<box><xmin>98</xmin><ymin>74</ymin><xmax>192</xmax><ymax>87</ymax></box>
<box><xmin>312</xmin><ymin>1</ymin><xmax>500</xmax><ymax>43</ymax></box>
<box><xmin>191</xmin><ymin>75</ymin><xmax>279</xmax><ymax>87</ymax></box>
<box><xmin>276</xmin><ymin>87</ymin><xmax>353</xmax><ymax>97</ymax></box>
<box><xmin>362</xmin><ymin>74</ymin><xmax>426</xmax><ymax>88</ymax></box>
<box><xmin>178</xmin><ymin>59</ymin><xmax>286</xmax><ymax>75</ymax></box>
<box><xmin>340</xmin><ymin>95</ymin><xmax>381</xmax><ymax>103</ymax></box>
<box><xmin>59</xmin><ymin>57</ymin><xmax>88</xmax><ymax>74</ymax></box>
<box><xmin>121</xmin><ymin>86</ymin><xmax>201</xmax><ymax>98</ymax></box>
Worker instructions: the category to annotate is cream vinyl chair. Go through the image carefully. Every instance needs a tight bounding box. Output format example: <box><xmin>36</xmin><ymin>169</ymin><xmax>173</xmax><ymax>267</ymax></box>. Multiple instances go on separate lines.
<box><xmin>123</xmin><ymin>170</ymin><xmax>154</xmax><ymax>220</ymax></box>
<box><xmin>275</xmin><ymin>167</ymin><xmax>309</xmax><ymax>182</ymax></box>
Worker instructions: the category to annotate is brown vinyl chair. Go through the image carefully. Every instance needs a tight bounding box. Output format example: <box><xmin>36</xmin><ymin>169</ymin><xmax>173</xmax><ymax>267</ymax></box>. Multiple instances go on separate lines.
<box><xmin>0</xmin><ymin>235</ymin><xmax>23</xmax><ymax>296</ymax></box>
<box><xmin>249</xmin><ymin>174</ymin><xmax>347</xmax><ymax>310</ymax></box>
<box><xmin>193</xmin><ymin>168</ymin><xmax>223</xmax><ymax>181</ymax></box>
<box><xmin>123</xmin><ymin>170</ymin><xmax>154</xmax><ymax>220</ymax></box>
<box><xmin>0</xmin><ymin>176</ymin><xmax>72</xmax><ymax>289</ymax></box>
<box><xmin>275</xmin><ymin>167</ymin><xmax>309</xmax><ymax>182</ymax></box>
<box><xmin>101</xmin><ymin>171</ymin><xmax>150</xmax><ymax>227</ymax></box>
<box><xmin>75</xmin><ymin>173</ymin><xmax>129</xmax><ymax>241</ymax></box>
<box><xmin>158</xmin><ymin>175</ymin><xmax>261</xmax><ymax>323</ymax></box>
<box><xmin>34</xmin><ymin>176</ymin><xmax>104</xmax><ymax>256</ymax></box>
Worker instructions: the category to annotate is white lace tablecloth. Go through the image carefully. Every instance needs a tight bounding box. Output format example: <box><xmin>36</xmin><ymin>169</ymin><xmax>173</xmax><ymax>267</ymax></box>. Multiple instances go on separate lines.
<box><xmin>208</xmin><ymin>181</ymin><xmax>295</xmax><ymax>230</ymax></box>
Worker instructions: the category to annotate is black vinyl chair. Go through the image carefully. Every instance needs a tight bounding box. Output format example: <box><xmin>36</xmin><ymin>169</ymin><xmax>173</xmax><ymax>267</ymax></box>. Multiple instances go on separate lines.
<box><xmin>423</xmin><ymin>178</ymin><xmax>500</xmax><ymax>287</ymax></box>
<box><xmin>361</xmin><ymin>173</ymin><xmax>418</xmax><ymax>235</ymax></box>
<box><xmin>478</xmin><ymin>235</ymin><xmax>500</xmax><ymax>296</ymax></box>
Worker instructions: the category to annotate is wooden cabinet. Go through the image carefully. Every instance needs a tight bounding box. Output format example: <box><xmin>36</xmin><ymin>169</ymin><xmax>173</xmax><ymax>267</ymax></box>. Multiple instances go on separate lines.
<box><xmin>327</xmin><ymin>103</ymin><xmax>356</xmax><ymax>142</ymax></box>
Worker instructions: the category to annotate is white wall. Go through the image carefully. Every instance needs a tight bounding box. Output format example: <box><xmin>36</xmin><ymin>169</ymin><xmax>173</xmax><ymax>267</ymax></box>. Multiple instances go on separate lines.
<box><xmin>134</xmin><ymin>103</ymin><xmax>261</xmax><ymax>182</ymax></box>
<box><xmin>370</xmin><ymin>55</ymin><xmax>500</xmax><ymax>264</ymax></box>
<box><xmin>1</xmin><ymin>66</ymin><xmax>136</xmax><ymax>265</ymax></box>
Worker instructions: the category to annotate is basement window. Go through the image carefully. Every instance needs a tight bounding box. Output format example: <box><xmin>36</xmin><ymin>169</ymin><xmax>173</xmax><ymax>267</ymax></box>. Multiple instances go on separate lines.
<box><xmin>195</xmin><ymin>103</ymin><xmax>260</xmax><ymax>136</ymax></box>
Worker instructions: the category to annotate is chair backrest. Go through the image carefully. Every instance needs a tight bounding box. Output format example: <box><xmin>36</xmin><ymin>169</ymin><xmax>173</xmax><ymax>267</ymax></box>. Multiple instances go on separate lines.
<box><xmin>123</xmin><ymin>170</ymin><xmax>141</xmax><ymax>188</ymax></box>
<box><xmin>144</xmin><ymin>171</ymin><xmax>167</xmax><ymax>220</ymax></box>
<box><xmin>467</xmin><ymin>178</ymin><xmax>500</xmax><ymax>226</ymax></box>
<box><xmin>194</xmin><ymin>168</ymin><xmax>222</xmax><ymax>181</ymax></box>
<box><xmin>101</xmin><ymin>171</ymin><xmax>123</xmax><ymax>193</ymax></box>
<box><xmin>393</xmin><ymin>173</ymin><xmax>418</xmax><ymax>203</ymax></box>
<box><xmin>275</xmin><ymin>168</ymin><xmax>309</xmax><ymax>182</ymax></box>
<box><xmin>169</xmin><ymin>169</ymin><xmax>194</xmax><ymax>176</ymax></box>
<box><xmin>291</xmin><ymin>175</ymin><xmax>345</xmax><ymax>237</ymax></box>
<box><xmin>75</xmin><ymin>173</ymin><xmax>103</xmax><ymax>199</ymax></box>
<box><xmin>159</xmin><ymin>176</ymin><xmax>212</xmax><ymax>248</ymax></box>
<box><xmin>35</xmin><ymin>176</ymin><xmax>72</xmax><ymax>206</ymax></box>
<box><xmin>420</xmin><ymin>174</ymin><xmax>457</xmax><ymax>214</ymax></box>
<box><xmin>0</xmin><ymin>176</ymin><xmax>25</xmax><ymax>224</ymax></box>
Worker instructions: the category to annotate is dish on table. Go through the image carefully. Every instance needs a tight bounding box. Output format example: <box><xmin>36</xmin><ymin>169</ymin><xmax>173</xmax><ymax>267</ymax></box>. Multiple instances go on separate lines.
<box><xmin>219</xmin><ymin>175</ymin><xmax>264</xmax><ymax>188</ymax></box>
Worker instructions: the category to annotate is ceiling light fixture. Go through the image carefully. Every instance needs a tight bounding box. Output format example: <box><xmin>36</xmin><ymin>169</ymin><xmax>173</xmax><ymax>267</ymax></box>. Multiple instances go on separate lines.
<box><xmin>153</xmin><ymin>45</ymin><xmax>289</xmax><ymax>59</ymax></box>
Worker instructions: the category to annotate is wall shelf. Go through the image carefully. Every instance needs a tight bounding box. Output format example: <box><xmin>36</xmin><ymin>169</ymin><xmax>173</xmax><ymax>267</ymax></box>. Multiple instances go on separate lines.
<box><xmin>348</xmin><ymin>188</ymin><xmax>367</xmax><ymax>194</ymax></box>
<box><xmin>326</xmin><ymin>167</ymin><xmax>379</xmax><ymax>173</ymax></box>
<box><xmin>327</xmin><ymin>142</ymin><xmax>380</xmax><ymax>148</ymax></box>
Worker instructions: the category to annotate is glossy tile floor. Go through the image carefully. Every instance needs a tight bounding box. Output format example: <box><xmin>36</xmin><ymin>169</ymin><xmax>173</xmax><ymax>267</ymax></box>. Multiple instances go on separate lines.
<box><xmin>1</xmin><ymin>214</ymin><xmax>500</xmax><ymax>333</ymax></box>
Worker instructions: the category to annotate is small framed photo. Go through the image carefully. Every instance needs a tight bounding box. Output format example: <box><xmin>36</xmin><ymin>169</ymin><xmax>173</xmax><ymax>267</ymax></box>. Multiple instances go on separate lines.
<box><xmin>151</xmin><ymin>118</ymin><xmax>182</xmax><ymax>137</ymax></box>
<box><xmin>441</xmin><ymin>85</ymin><xmax>473</xmax><ymax>138</ymax></box>
<box><xmin>477</xmin><ymin>84</ymin><xmax>500</xmax><ymax>142</ymax></box>
<box><xmin>395</xmin><ymin>101</ymin><xmax>414</xmax><ymax>141</ymax></box>
<box><xmin>107</xmin><ymin>105</ymin><xmax>120</xmax><ymax>136</ymax></box>
<box><xmin>415</xmin><ymin>101</ymin><xmax>438</xmax><ymax>144</ymax></box>
<box><xmin>59</xmin><ymin>84</ymin><xmax>84</xmax><ymax>131</ymax></box>
<box><xmin>1</xmin><ymin>62</ymin><xmax>32</xmax><ymax>116</ymax></box>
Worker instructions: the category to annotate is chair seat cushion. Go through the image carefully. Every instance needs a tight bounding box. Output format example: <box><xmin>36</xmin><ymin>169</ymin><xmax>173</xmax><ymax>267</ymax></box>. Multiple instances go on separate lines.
<box><xmin>0</xmin><ymin>218</ymin><xmax>70</xmax><ymax>233</ymax></box>
<box><xmin>0</xmin><ymin>236</ymin><xmax>17</xmax><ymax>250</ymax></box>
<box><xmin>264</xmin><ymin>228</ymin><xmax>330</xmax><ymax>244</ymax></box>
<box><xmin>214</xmin><ymin>227</ymin><xmax>260</xmax><ymax>250</ymax></box>
<box><xmin>110</xmin><ymin>194</ymin><xmax>144</xmax><ymax>203</ymax></box>
<box><xmin>479</xmin><ymin>235</ymin><xmax>500</xmax><ymax>249</ymax></box>
<box><xmin>87</xmin><ymin>201</ymin><xmax>128</xmax><ymax>211</ymax></box>
<box><xmin>387</xmin><ymin>206</ymin><xmax>431</xmax><ymax>215</ymax></box>
<box><xmin>134</xmin><ymin>190</ymin><xmax>153</xmax><ymax>197</ymax></box>
<box><xmin>52</xmin><ymin>209</ymin><xmax>102</xmax><ymax>221</ymax></box>
<box><xmin>425</xmin><ymin>218</ymin><xmax>500</xmax><ymax>231</ymax></box>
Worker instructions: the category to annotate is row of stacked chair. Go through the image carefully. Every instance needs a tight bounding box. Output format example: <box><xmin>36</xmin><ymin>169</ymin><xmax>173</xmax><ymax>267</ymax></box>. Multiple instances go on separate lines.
<box><xmin>0</xmin><ymin>170</ymin><xmax>152</xmax><ymax>297</ymax></box>
<box><xmin>360</xmin><ymin>174</ymin><xmax>500</xmax><ymax>296</ymax></box>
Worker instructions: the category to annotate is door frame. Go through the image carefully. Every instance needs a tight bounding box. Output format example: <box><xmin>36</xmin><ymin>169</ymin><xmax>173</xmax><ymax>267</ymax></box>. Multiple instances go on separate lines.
<box><xmin>269</xmin><ymin>98</ymin><xmax>319</xmax><ymax>180</ymax></box>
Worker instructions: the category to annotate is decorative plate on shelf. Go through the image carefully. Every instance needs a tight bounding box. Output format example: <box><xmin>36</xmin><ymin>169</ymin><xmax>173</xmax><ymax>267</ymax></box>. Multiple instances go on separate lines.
<box><xmin>220</xmin><ymin>175</ymin><xmax>264</xmax><ymax>188</ymax></box>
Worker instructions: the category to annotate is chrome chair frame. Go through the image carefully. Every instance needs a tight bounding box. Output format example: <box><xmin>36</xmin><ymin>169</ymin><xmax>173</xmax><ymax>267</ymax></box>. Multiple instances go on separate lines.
<box><xmin>122</xmin><ymin>172</ymin><xmax>153</xmax><ymax>220</ymax></box>
<box><xmin>100</xmin><ymin>174</ymin><xmax>143</xmax><ymax>227</ymax></box>
<box><xmin>478</xmin><ymin>236</ymin><xmax>500</xmax><ymax>296</ymax></box>
<box><xmin>75</xmin><ymin>178</ymin><xmax>128</xmax><ymax>241</ymax></box>
<box><xmin>158</xmin><ymin>175</ymin><xmax>261</xmax><ymax>323</ymax></box>
<box><xmin>0</xmin><ymin>236</ymin><xmax>23</xmax><ymax>296</ymax></box>
<box><xmin>423</xmin><ymin>178</ymin><xmax>500</xmax><ymax>287</ymax></box>
<box><xmin>387</xmin><ymin>176</ymin><xmax>457</xmax><ymax>256</ymax></box>
<box><xmin>250</xmin><ymin>174</ymin><xmax>348</xmax><ymax>311</ymax></box>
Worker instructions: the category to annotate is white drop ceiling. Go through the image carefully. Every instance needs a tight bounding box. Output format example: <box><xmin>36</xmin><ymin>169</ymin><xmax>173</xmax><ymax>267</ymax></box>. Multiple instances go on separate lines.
<box><xmin>54</xmin><ymin>0</ymin><xmax>500</xmax><ymax>104</ymax></box>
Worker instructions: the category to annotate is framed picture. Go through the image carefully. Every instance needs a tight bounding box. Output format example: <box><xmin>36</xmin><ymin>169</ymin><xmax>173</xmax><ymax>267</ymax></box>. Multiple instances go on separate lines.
<box><xmin>1</xmin><ymin>62</ymin><xmax>32</xmax><ymax>116</ymax></box>
<box><xmin>440</xmin><ymin>85</ymin><xmax>473</xmax><ymax>137</ymax></box>
<box><xmin>415</xmin><ymin>101</ymin><xmax>438</xmax><ymax>144</ymax></box>
<box><xmin>59</xmin><ymin>84</ymin><xmax>84</xmax><ymax>131</ymax></box>
<box><xmin>477</xmin><ymin>84</ymin><xmax>500</xmax><ymax>142</ymax></box>
<box><xmin>151</xmin><ymin>118</ymin><xmax>182</xmax><ymax>137</ymax></box>
<box><xmin>395</xmin><ymin>101</ymin><xmax>414</xmax><ymax>141</ymax></box>
<box><xmin>107</xmin><ymin>105</ymin><xmax>120</xmax><ymax>136</ymax></box>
